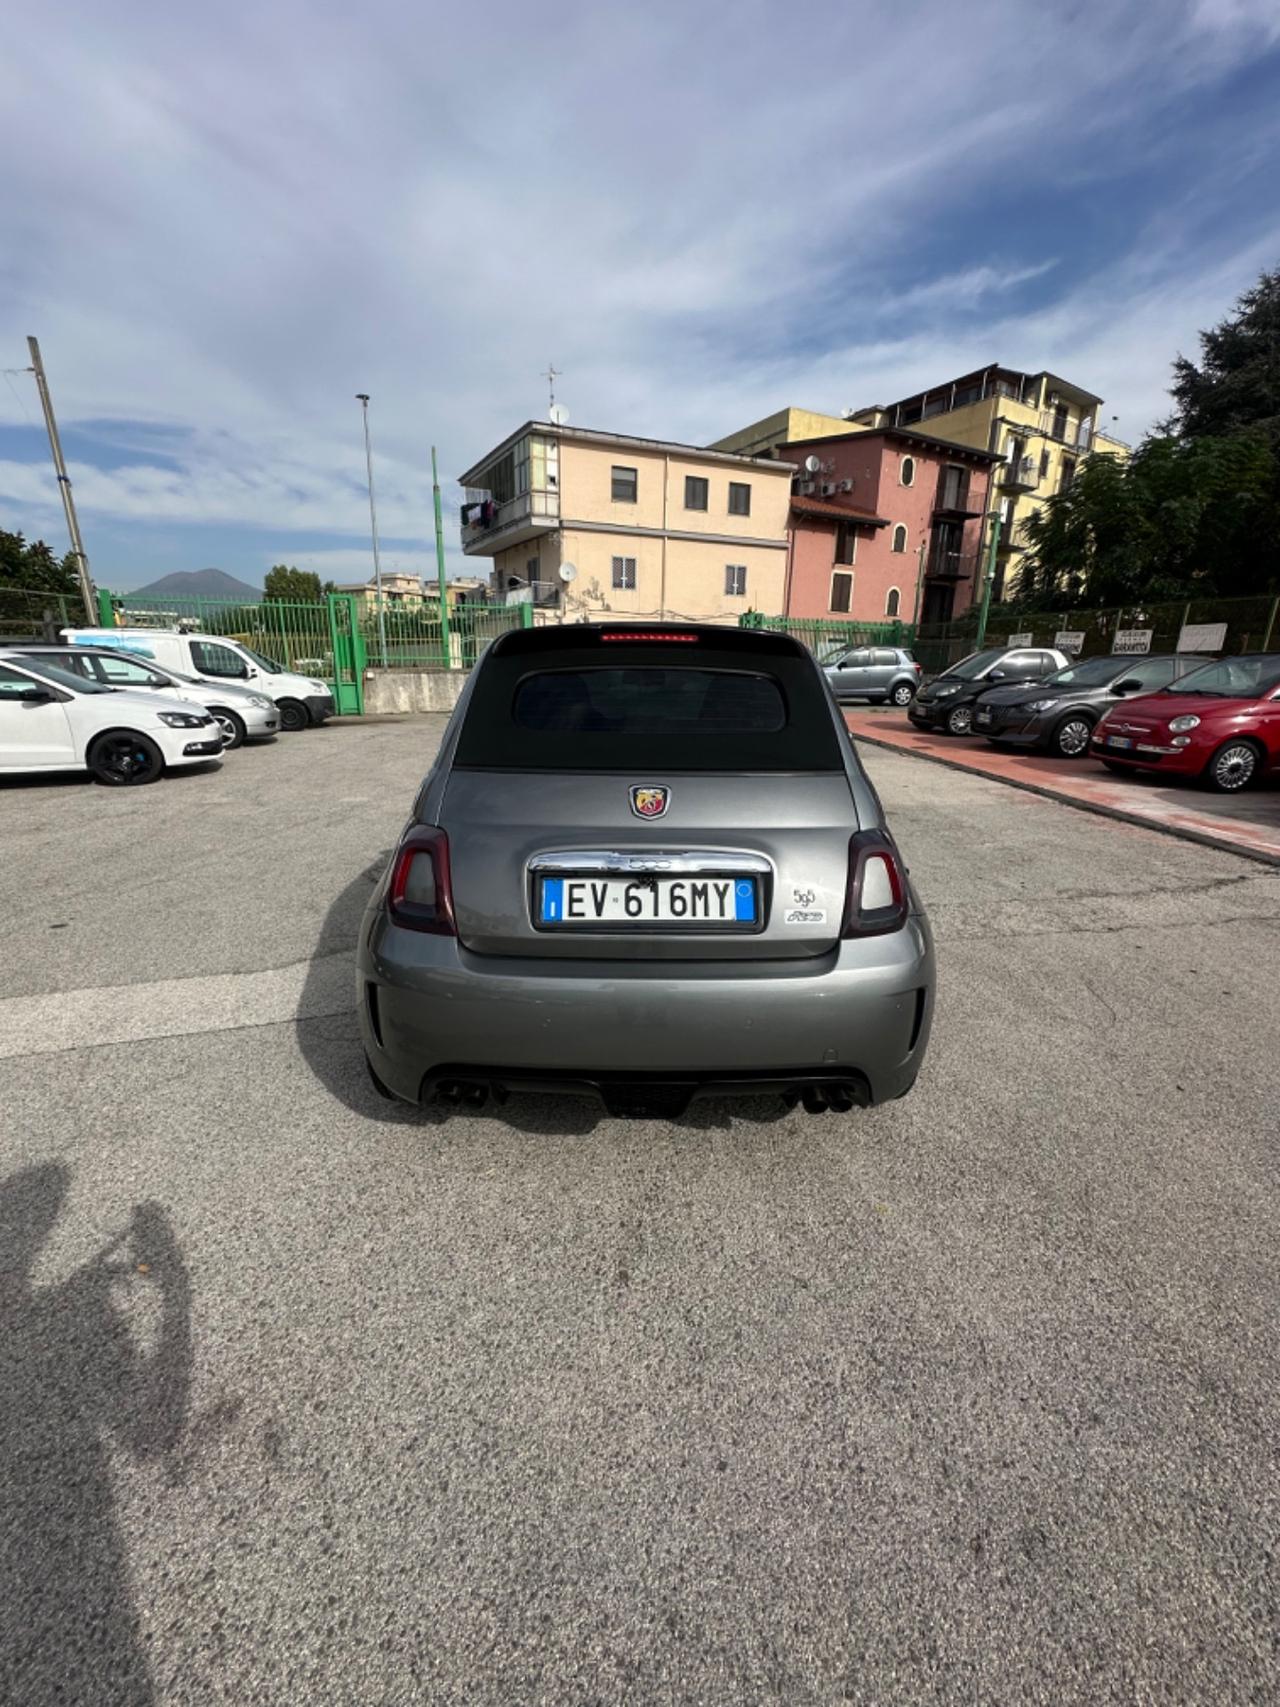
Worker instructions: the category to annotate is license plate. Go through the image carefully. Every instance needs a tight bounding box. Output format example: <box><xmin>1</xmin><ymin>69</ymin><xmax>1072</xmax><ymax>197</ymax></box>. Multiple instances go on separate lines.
<box><xmin>1106</xmin><ymin>735</ymin><xmax>1134</xmax><ymax>750</ymax></box>
<box><xmin>538</xmin><ymin>875</ymin><xmax>757</xmax><ymax>928</ymax></box>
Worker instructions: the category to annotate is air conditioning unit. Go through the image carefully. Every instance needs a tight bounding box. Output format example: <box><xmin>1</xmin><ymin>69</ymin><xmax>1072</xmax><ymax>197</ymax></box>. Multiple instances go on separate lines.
<box><xmin>797</xmin><ymin>480</ymin><xmax>816</xmax><ymax>495</ymax></box>
<box><xmin>839</xmin><ymin>479</ymin><xmax>853</xmax><ymax>492</ymax></box>
<box><xmin>821</xmin><ymin>482</ymin><xmax>836</xmax><ymax>496</ymax></box>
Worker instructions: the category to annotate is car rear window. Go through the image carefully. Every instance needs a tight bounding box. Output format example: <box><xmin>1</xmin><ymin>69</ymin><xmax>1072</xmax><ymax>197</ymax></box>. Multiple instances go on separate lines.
<box><xmin>456</xmin><ymin>635</ymin><xmax>844</xmax><ymax>772</ymax></box>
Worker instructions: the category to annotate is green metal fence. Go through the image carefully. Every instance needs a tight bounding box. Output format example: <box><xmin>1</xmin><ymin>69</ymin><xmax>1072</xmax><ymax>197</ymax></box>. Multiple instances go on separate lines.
<box><xmin>914</xmin><ymin>592</ymin><xmax>1280</xmax><ymax>675</ymax></box>
<box><xmin>93</xmin><ymin>589</ymin><xmax>532</xmax><ymax>712</ymax></box>
<box><xmin>739</xmin><ymin>612</ymin><xmax>914</xmax><ymax>656</ymax></box>
<box><xmin>0</xmin><ymin>587</ymin><xmax>86</xmax><ymax>641</ymax></box>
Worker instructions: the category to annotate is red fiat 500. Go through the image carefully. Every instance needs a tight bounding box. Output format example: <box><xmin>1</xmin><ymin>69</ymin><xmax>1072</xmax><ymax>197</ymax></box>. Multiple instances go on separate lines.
<box><xmin>1091</xmin><ymin>654</ymin><xmax>1280</xmax><ymax>791</ymax></box>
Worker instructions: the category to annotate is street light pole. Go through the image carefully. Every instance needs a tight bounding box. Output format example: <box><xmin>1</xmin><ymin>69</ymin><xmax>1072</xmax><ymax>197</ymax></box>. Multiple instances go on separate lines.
<box><xmin>431</xmin><ymin>446</ymin><xmax>452</xmax><ymax>670</ymax></box>
<box><xmin>974</xmin><ymin>507</ymin><xmax>1004</xmax><ymax>649</ymax></box>
<box><xmin>355</xmin><ymin>393</ymin><xmax>388</xmax><ymax>667</ymax></box>
<box><xmin>909</xmin><ymin>539</ymin><xmax>928</xmax><ymax>634</ymax></box>
<box><xmin>27</xmin><ymin>336</ymin><xmax>95</xmax><ymax>622</ymax></box>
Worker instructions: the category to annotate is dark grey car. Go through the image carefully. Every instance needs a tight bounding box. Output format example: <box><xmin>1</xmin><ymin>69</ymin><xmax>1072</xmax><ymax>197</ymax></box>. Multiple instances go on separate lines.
<box><xmin>358</xmin><ymin>624</ymin><xmax>935</xmax><ymax>1118</ymax></box>
<box><xmin>973</xmin><ymin>652</ymin><xmax>1214</xmax><ymax>757</ymax></box>
<box><xmin>908</xmin><ymin>645</ymin><xmax>1070</xmax><ymax>735</ymax></box>
<box><xmin>824</xmin><ymin>645</ymin><xmax>922</xmax><ymax>707</ymax></box>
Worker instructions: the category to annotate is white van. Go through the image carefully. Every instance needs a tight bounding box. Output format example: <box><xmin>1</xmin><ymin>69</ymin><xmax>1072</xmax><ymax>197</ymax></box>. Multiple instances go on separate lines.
<box><xmin>61</xmin><ymin>628</ymin><xmax>333</xmax><ymax>732</ymax></box>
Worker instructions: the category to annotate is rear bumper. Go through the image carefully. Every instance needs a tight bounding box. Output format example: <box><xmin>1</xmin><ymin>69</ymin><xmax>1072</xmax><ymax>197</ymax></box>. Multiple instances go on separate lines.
<box><xmin>357</xmin><ymin>912</ymin><xmax>936</xmax><ymax>1109</ymax></box>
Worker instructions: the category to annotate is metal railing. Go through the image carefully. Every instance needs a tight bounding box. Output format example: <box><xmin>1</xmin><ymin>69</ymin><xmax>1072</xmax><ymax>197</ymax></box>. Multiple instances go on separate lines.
<box><xmin>1038</xmin><ymin>413</ymin><xmax>1093</xmax><ymax>450</ymax></box>
<box><xmin>461</xmin><ymin>488</ymin><xmax>560</xmax><ymax>549</ymax></box>
<box><xmin>0</xmin><ymin>587</ymin><xmax>84</xmax><ymax>640</ymax></box>
<box><xmin>739</xmin><ymin>612</ymin><xmax>913</xmax><ymax>653</ymax></box>
<box><xmin>911</xmin><ymin>592</ymin><xmax>1280</xmax><ymax>675</ymax></box>
<box><xmin>926</xmin><ymin>549</ymin><xmax>981</xmax><ymax>581</ymax></box>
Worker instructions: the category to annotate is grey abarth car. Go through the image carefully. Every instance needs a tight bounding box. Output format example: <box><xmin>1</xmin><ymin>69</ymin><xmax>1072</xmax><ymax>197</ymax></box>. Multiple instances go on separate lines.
<box><xmin>358</xmin><ymin>623</ymin><xmax>935</xmax><ymax>1118</ymax></box>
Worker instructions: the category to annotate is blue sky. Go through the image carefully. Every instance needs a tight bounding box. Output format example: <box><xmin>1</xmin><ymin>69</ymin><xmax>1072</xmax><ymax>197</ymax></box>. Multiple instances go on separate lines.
<box><xmin>2</xmin><ymin>0</ymin><xmax>1279</xmax><ymax>591</ymax></box>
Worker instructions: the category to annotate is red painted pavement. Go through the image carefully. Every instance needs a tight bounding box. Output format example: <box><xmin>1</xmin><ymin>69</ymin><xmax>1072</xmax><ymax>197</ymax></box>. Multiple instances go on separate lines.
<box><xmin>845</xmin><ymin>709</ymin><xmax>1280</xmax><ymax>867</ymax></box>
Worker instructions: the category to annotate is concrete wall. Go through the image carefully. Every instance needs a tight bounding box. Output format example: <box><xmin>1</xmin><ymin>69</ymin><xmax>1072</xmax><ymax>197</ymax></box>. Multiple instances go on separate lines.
<box><xmin>363</xmin><ymin>669</ymin><xmax>466</xmax><ymax>715</ymax></box>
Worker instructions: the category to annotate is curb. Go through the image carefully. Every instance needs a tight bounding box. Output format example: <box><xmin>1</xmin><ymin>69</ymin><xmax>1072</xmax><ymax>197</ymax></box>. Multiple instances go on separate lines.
<box><xmin>850</xmin><ymin>727</ymin><xmax>1280</xmax><ymax>872</ymax></box>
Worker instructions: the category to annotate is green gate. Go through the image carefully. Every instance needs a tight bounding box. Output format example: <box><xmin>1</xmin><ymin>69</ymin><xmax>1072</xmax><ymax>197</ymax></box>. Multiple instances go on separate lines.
<box><xmin>98</xmin><ymin>589</ymin><xmax>365</xmax><ymax>715</ymax></box>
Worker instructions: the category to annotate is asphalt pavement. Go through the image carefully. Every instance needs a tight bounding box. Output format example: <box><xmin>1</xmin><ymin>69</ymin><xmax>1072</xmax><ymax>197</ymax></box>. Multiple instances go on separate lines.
<box><xmin>3</xmin><ymin>719</ymin><xmax>1280</xmax><ymax>1705</ymax></box>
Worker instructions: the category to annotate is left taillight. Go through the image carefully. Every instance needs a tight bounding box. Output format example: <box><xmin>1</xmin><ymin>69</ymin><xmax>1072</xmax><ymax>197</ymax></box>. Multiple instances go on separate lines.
<box><xmin>842</xmin><ymin>831</ymin><xmax>909</xmax><ymax>937</ymax></box>
<box><xmin>387</xmin><ymin>827</ymin><xmax>456</xmax><ymax>935</ymax></box>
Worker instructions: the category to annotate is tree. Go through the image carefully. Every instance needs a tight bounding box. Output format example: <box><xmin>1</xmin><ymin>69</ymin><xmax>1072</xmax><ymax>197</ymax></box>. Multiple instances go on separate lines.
<box><xmin>0</xmin><ymin>530</ymin><xmax>81</xmax><ymax>596</ymax></box>
<box><xmin>1018</xmin><ymin>260</ymin><xmax>1280</xmax><ymax>605</ymax></box>
<box><xmin>1165</xmin><ymin>266</ymin><xmax>1280</xmax><ymax>441</ymax></box>
<box><xmin>263</xmin><ymin>564</ymin><xmax>324</xmax><ymax>602</ymax></box>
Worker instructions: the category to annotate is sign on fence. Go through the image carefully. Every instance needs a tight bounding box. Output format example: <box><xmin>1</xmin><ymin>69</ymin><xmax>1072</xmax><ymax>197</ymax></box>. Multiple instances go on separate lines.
<box><xmin>1177</xmin><ymin>622</ymin><xmax>1227</xmax><ymax>653</ymax></box>
<box><xmin>1113</xmin><ymin>629</ymin><xmax>1153</xmax><ymax>654</ymax></box>
<box><xmin>1055</xmin><ymin>630</ymin><xmax>1085</xmax><ymax>654</ymax></box>
<box><xmin>1006</xmin><ymin>632</ymin><xmax>1033</xmax><ymax>647</ymax></box>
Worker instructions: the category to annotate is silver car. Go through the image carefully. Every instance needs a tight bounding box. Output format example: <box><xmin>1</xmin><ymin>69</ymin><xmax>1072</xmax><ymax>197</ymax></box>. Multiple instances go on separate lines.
<box><xmin>358</xmin><ymin>624</ymin><xmax>935</xmax><ymax>1118</ymax></box>
<box><xmin>10</xmin><ymin>644</ymin><xmax>279</xmax><ymax>747</ymax></box>
<box><xmin>824</xmin><ymin>644</ymin><xmax>922</xmax><ymax>707</ymax></box>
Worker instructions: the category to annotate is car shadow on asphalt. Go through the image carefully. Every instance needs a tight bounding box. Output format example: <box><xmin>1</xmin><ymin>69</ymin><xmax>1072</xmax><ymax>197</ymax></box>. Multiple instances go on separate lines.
<box><xmin>0</xmin><ymin>1163</ymin><xmax>193</xmax><ymax>1707</ymax></box>
<box><xmin>295</xmin><ymin>856</ymin><xmax>788</xmax><ymax>1136</ymax></box>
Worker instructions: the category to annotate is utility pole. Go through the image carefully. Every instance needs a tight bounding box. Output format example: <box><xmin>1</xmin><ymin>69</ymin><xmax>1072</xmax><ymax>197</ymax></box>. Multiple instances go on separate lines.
<box><xmin>974</xmin><ymin>507</ymin><xmax>1004</xmax><ymax>649</ymax></box>
<box><xmin>431</xmin><ymin>446</ymin><xmax>452</xmax><ymax>669</ymax></box>
<box><xmin>27</xmin><ymin>337</ymin><xmax>95</xmax><ymax>622</ymax></box>
<box><xmin>355</xmin><ymin>394</ymin><xmax>388</xmax><ymax>667</ymax></box>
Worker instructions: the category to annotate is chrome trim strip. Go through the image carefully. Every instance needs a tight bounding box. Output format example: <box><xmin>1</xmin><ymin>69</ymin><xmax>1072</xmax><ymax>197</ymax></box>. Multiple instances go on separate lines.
<box><xmin>528</xmin><ymin>848</ymin><xmax>772</xmax><ymax>875</ymax></box>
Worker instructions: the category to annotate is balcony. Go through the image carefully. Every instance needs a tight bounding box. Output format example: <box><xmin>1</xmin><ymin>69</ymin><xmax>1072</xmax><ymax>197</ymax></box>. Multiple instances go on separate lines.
<box><xmin>461</xmin><ymin>487</ymin><xmax>560</xmax><ymax>555</ymax></box>
<box><xmin>933</xmin><ymin>475</ymin><xmax>982</xmax><ymax>518</ymax></box>
<box><xmin>502</xmin><ymin>579</ymin><xmax>561</xmax><ymax>608</ymax></box>
<box><xmin>1038</xmin><ymin>413</ymin><xmax>1094</xmax><ymax>450</ymax></box>
<box><xmin>926</xmin><ymin>548</ymin><xmax>980</xmax><ymax>582</ymax></box>
<box><xmin>999</xmin><ymin>456</ymin><xmax>1041</xmax><ymax>493</ymax></box>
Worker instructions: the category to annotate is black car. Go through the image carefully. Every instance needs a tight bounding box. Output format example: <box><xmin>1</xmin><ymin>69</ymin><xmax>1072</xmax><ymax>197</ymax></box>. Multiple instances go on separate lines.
<box><xmin>908</xmin><ymin>645</ymin><xmax>1070</xmax><ymax>736</ymax></box>
<box><xmin>973</xmin><ymin>652</ymin><xmax>1213</xmax><ymax>757</ymax></box>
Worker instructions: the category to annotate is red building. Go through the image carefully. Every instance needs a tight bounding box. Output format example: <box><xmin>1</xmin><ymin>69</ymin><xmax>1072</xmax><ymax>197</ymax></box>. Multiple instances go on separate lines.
<box><xmin>780</xmin><ymin>428</ymin><xmax>999</xmax><ymax>625</ymax></box>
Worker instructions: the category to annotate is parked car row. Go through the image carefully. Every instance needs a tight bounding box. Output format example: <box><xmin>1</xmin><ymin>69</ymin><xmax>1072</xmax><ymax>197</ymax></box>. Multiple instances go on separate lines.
<box><xmin>894</xmin><ymin>645</ymin><xmax>1280</xmax><ymax>793</ymax></box>
<box><xmin>0</xmin><ymin>627</ymin><xmax>335</xmax><ymax>785</ymax></box>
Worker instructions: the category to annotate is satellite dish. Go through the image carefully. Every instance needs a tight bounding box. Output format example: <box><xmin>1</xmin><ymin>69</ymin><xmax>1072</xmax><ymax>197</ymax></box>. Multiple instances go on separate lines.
<box><xmin>804</xmin><ymin>454</ymin><xmax>822</xmax><ymax>474</ymax></box>
<box><xmin>548</xmin><ymin>403</ymin><xmax>569</xmax><ymax>425</ymax></box>
<box><xmin>559</xmin><ymin>561</ymin><xmax>578</xmax><ymax>583</ymax></box>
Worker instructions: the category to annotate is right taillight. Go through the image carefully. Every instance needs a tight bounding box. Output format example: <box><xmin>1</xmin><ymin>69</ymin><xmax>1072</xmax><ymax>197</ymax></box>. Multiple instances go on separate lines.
<box><xmin>842</xmin><ymin>831</ymin><xmax>909</xmax><ymax>936</ymax></box>
<box><xmin>387</xmin><ymin>826</ymin><xmax>456</xmax><ymax>934</ymax></box>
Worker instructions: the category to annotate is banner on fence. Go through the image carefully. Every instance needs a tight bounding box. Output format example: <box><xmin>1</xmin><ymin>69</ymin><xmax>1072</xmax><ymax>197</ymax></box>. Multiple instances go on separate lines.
<box><xmin>1113</xmin><ymin>629</ymin><xmax>1153</xmax><ymax>654</ymax></box>
<box><xmin>1177</xmin><ymin>622</ymin><xmax>1227</xmax><ymax>653</ymax></box>
<box><xmin>1006</xmin><ymin>632</ymin><xmax>1033</xmax><ymax>647</ymax></box>
<box><xmin>1054</xmin><ymin>630</ymin><xmax>1085</xmax><ymax>654</ymax></box>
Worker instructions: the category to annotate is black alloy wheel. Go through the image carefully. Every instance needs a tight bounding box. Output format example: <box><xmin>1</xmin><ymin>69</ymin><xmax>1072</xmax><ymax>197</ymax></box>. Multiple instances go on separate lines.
<box><xmin>87</xmin><ymin>731</ymin><xmax>164</xmax><ymax>786</ymax></box>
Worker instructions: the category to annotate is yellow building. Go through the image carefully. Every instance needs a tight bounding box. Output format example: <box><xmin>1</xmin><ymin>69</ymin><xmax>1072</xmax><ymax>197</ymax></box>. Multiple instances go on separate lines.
<box><xmin>708</xmin><ymin>406</ymin><xmax>862</xmax><ymax>459</ymax></box>
<box><xmin>846</xmin><ymin>365</ymin><xmax>1128</xmax><ymax>599</ymax></box>
<box><xmin>457</xmin><ymin>422</ymin><xmax>794</xmax><ymax>622</ymax></box>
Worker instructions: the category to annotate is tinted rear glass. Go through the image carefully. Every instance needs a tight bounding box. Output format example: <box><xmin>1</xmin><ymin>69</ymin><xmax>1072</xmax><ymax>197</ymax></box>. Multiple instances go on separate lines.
<box><xmin>456</xmin><ymin>638</ymin><xmax>843</xmax><ymax>772</ymax></box>
<box><xmin>513</xmin><ymin>668</ymin><xmax>785</xmax><ymax>736</ymax></box>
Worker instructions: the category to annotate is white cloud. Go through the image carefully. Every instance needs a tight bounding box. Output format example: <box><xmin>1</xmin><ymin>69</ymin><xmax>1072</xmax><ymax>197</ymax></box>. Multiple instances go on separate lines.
<box><xmin>1</xmin><ymin>0</ymin><xmax>1278</xmax><ymax>581</ymax></box>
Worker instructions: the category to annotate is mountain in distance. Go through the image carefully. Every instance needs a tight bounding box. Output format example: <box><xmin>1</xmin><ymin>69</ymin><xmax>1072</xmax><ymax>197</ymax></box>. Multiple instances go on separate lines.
<box><xmin>127</xmin><ymin>568</ymin><xmax>263</xmax><ymax>601</ymax></box>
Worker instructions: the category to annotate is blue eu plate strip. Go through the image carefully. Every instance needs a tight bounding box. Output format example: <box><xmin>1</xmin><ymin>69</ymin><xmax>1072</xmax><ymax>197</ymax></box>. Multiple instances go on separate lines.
<box><xmin>735</xmin><ymin>880</ymin><xmax>755</xmax><ymax>922</ymax></box>
<box><xmin>541</xmin><ymin>878</ymin><xmax>564</xmax><ymax>923</ymax></box>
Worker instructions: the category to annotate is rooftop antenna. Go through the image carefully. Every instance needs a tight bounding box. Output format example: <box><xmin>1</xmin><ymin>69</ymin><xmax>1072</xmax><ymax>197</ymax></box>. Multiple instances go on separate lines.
<box><xmin>543</xmin><ymin>363</ymin><xmax>561</xmax><ymax>418</ymax></box>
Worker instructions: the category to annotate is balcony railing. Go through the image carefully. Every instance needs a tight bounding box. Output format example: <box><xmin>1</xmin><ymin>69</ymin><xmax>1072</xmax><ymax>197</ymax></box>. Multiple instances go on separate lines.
<box><xmin>926</xmin><ymin>549</ymin><xmax>980</xmax><ymax>582</ymax></box>
<box><xmin>1038</xmin><ymin>413</ymin><xmax>1094</xmax><ymax>450</ymax></box>
<box><xmin>999</xmin><ymin>457</ymin><xmax>1041</xmax><ymax>492</ymax></box>
<box><xmin>461</xmin><ymin>487</ymin><xmax>560</xmax><ymax>549</ymax></box>
<box><xmin>502</xmin><ymin>579</ymin><xmax>561</xmax><ymax>608</ymax></box>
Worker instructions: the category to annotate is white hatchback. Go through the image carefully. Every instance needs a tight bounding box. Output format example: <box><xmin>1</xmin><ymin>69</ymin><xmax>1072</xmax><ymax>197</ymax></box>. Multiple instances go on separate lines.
<box><xmin>0</xmin><ymin>653</ymin><xmax>224</xmax><ymax>784</ymax></box>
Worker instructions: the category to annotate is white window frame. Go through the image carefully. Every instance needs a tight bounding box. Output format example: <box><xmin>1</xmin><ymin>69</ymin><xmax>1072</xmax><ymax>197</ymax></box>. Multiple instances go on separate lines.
<box><xmin>724</xmin><ymin>563</ymin><xmax>747</xmax><ymax>597</ymax></box>
<box><xmin>899</xmin><ymin>455</ymin><xmax>915</xmax><ymax>487</ymax></box>
<box><xmin>891</xmin><ymin>524</ymin><xmax>908</xmax><ymax>553</ymax></box>
<box><xmin>885</xmin><ymin>586</ymin><xmax>902</xmax><ymax>618</ymax></box>
<box><xmin>611</xmin><ymin>555</ymin><xmax>637</xmax><ymax>590</ymax></box>
<box><xmin>829</xmin><ymin>570</ymin><xmax>854</xmax><ymax>614</ymax></box>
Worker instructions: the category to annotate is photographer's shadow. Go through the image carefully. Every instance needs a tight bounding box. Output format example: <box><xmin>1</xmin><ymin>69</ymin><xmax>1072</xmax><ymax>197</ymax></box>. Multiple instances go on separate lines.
<box><xmin>0</xmin><ymin>1163</ymin><xmax>192</xmax><ymax>1707</ymax></box>
<box><xmin>295</xmin><ymin>856</ymin><xmax>785</xmax><ymax>1135</ymax></box>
